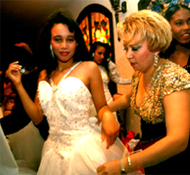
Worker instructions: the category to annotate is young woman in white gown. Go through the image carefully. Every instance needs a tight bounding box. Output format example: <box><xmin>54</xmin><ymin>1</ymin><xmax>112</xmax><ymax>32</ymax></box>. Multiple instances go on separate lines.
<box><xmin>5</xmin><ymin>11</ymin><xmax>141</xmax><ymax>175</ymax></box>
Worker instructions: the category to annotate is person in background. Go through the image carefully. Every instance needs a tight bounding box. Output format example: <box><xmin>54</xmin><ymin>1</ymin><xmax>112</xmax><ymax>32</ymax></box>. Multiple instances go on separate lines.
<box><xmin>88</xmin><ymin>42</ymin><xmax>131</xmax><ymax>128</ymax></box>
<box><xmin>160</xmin><ymin>3</ymin><xmax>190</xmax><ymax>72</ymax></box>
<box><xmin>5</xmin><ymin>11</ymin><xmax>139</xmax><ymax>175</ymax></box>
<box><xmin>89</xmin><ymin>41</ymin><xmax>131</xmax><ymax>103</ymax></box>
<box><xmin>0</xmin><ymin>42</ymin><xmax>49</xmax><ymax>140</ymax></box>
<box><xmin>97</xmin><ymin>10</ymin><xmax>190</xmax><ymax>175</ymax></box>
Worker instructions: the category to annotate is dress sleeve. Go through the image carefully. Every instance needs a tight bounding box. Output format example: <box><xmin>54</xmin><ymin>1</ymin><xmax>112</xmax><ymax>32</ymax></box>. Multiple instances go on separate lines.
<box><xmin>161</xmin><ymin>64</ymin><xmax>190</xmax><ymax>99</ymax></box>
<box><xmin>108</xmin><ymin>61</ymin><xmax>131</xmax><ymax>84</ymax></box>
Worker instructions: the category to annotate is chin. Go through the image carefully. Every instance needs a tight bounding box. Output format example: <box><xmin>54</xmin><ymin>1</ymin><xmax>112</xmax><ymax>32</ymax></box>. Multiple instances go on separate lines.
<box><xmin>180</xmin><ymin>38</ymin><xmax>190</xmax><ymax>44</ymax></box>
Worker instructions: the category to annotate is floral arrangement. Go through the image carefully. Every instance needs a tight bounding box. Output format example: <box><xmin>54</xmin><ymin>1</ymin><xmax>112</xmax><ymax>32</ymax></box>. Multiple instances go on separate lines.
<box><xmin>121</xmin><ymin>130</ymin><xmax>140</xmax><ymax>152</ymax></box>
<box><xmin>147</xmin><ymin>0</ymin><xmax>190</xmax><ymax>15</ymax></box>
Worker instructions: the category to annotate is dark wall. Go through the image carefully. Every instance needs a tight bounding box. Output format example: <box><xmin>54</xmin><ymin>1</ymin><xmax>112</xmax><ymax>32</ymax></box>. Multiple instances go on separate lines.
<box><xmin>1</xmin><ymin>17</ymin><xmax>40</xmax><ymax>71</ymax></box>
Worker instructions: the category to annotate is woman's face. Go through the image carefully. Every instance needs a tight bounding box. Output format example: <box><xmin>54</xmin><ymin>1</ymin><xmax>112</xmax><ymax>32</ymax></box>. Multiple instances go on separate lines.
<box><xmin>50</xmin><ymin>23</ymin><xmax>78</xmax><ymax>62</ymax></box>
<box><xmin>93</xmin><ymin>46</ymin><xmax>106</xmax><ymax>65</ymax></box>
<box><xmin>169</xmin><ymin>8</ymin><xmax>190</xmax><ymax>44</ymax></box>
<box><xmin>124</xmin><ymin>37</ymin><xmax>155</xmax><ymax>73</ymax></box>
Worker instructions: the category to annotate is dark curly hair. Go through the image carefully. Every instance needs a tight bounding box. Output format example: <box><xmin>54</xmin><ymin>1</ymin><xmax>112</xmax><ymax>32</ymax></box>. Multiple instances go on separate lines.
<box><xmin>37</xmin><ymin>10</ymin><xmax>88</xmax><ymax>78</ymax></box>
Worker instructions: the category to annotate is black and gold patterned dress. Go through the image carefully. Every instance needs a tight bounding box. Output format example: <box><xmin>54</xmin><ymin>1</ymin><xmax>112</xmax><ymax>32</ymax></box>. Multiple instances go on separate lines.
<box><xmin>131</xmin><ymin>60</ymin><xmax>190</xmax><ymax>174</ymax></box>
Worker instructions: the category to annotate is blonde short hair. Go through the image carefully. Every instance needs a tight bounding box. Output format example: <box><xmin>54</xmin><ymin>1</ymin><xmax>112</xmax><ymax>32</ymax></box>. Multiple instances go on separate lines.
<box><xmin>117</xmin><ymin>10</ymin><xmax>172</xmax><ymax>52</ymax></box>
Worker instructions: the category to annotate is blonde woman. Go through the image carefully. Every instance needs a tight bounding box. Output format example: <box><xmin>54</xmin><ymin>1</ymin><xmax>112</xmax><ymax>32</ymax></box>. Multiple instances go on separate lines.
<box><xmin>97</xmin><ymin>10</ymin><xmax>190</xmax><ymax>175</ymax></box>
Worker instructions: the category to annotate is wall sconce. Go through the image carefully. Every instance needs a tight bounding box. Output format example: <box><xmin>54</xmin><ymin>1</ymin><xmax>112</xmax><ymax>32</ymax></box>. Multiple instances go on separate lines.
<box><xmin>109</xmin><ymin>0</ymin><xmax>127</xmax><ymax>24</ymax></box>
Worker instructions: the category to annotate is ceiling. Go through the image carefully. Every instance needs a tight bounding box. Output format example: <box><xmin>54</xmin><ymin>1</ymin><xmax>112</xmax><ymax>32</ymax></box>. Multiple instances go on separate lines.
<box><xmin>1</xmin><ymin>0</ymin><xmax>77</xmax><ymax>49</ymax></box>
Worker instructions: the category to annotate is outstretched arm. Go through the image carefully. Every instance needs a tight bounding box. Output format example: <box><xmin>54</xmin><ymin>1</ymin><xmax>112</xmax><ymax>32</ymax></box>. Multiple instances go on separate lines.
<box><xmin>5</xmin><ymin>62</ymin><xmax>44</xmax><ymax>125</ymax></box>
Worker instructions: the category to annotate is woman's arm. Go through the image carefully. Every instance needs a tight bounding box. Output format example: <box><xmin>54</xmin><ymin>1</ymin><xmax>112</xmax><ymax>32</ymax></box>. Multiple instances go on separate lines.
<box><xmin>108</xmin><ymin>61</ymin><xmax>131</xmax><ymax>85</ymax></box>
<box><xmin>109</xmin><ymin>86</ymin><xmax>132</xmax><ymax>112</ymax></box>
<box><xmin>6</xmin><ymin>62</ymin><xmax>44</xmax><ymax>125</ymax></box>
<box><xmin>88</xmin><ymin>61</ymin><xmax>120</xmax><ymax>149</ymax></box>
<box><xmin>97</xmin><ymin>89</ymin><xmax>190</xmax><ymax>174</ymax></box>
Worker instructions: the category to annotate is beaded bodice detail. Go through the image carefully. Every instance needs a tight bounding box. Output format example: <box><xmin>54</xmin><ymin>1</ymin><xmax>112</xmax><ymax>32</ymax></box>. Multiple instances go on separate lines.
<box><xmin>38</xmin><ymin>63</ymin><xmax>94</xmax><ymax>157</ymax></box>
<box><xmin>130</xmin><ymin>60</ymin><xmax>190</xmax><ymax>124</ymax></box>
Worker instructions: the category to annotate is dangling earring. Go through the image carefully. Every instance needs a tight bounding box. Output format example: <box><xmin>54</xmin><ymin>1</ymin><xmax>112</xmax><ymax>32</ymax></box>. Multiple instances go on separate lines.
<box><xmin>92</xmin><ymin>53</ymin><xmax>94</xmax><ymax>58</ymax></box>
<box><xmin>50</xmin><ymin>44</ymin><xmax>55</xmax><ymax>59</ymax></box>
<box><xmin>154</xmin><ymin>52</ymin><xmax>159</xmax><ymax>67</ymax></box>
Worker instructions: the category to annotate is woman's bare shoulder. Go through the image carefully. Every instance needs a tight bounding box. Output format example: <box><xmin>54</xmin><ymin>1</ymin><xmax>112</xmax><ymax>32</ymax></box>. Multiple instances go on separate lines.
<box><xmin>38</xmin><ymin>69</ymin><xmax>47</xmax><ymax>82</ymax></box>
<box><xmin>81</xmin><ymin>61</ymin><xmax>99</xmax><ymax>72</ymax></box>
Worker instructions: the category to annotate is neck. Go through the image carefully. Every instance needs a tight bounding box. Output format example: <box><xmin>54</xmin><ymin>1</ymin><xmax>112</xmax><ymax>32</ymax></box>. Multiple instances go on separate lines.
<box><xmin>169</xmin><ymin>44</ymin><xmax>190</xmax><ymax>67</ymax></box>
<box><xmin>57</xmin><ymin>60</ymin><xmax>75</xmax><ymax>72</ymax></box>
<box><xmin>175</xmin><ymin>44</ymin><xmax>190</xmax><ymax>53</ymax></box>
<box><xmin>173</xmin><ymin>38</ymin><xmax>190</xmax><ymax>49</ymax></box>
<box><xmin>141</xmin><ymin>58</ymin><xmax>165</xmax><ymax>87</ymax></box>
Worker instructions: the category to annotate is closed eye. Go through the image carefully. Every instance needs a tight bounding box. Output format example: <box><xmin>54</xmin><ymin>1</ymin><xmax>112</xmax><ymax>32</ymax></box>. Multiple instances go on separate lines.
<box><xmin>132</xmin><ymin>46</ymin><xmax>141</xmax><ymax>51</ymax></box>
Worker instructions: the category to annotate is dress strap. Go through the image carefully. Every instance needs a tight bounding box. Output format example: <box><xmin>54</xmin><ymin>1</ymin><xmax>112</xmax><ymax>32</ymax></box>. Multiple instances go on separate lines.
<box><xmin>50</xmin><ymin>61</ymin><xmax>82</xmax><ymax>86</ymax></box>
<box><xmin>65</xmin><ymin>61</ymin><xmax>82</xmax><ymax>79</ymax></box>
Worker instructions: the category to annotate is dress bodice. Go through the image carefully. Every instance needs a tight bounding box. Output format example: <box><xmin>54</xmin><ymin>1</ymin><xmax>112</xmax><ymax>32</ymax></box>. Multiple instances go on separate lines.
<box><xmin>131</xmin><ymin>60</ymin><xmax>190</xmax><ymax>174</ymax></box>
<box><xmin>131</xmin><ymin>60</ymin><xmax>190</xmax><ymax>125</ymax></box>
<box><xmin>38</xmin><ymin>77</ymin><xmax>94</xmax><ymax>157</ymax></box>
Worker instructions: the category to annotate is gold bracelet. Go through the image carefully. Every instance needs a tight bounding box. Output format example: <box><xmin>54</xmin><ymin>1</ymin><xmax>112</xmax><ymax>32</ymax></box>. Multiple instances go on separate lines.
<box><xmin>120</xmin><ymin>159</ymin><xmax>126</xmax><ymax>174</ymax></box>
<box><xmin>127</xmin><ymin>155</ymin><xmax>132</xmax><ymax>172</ymax></box>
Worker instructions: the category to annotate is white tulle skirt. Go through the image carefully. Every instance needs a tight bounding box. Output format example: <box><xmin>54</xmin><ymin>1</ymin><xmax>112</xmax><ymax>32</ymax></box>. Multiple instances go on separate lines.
<box><xmin>37</xmin><ymin>129</ymin><xmax>128</xmax><ymax>175</ymax></box>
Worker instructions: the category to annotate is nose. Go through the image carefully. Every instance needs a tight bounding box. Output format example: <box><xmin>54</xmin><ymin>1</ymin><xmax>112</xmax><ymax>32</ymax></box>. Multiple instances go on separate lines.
<box><xmin>126</xmin><ymin>49</ymin><xmax>133</xmax><ymax>60</ymax></box>
<box><xmin>60</xmin><ymin>40</ymin><xmax>67</xmax><ymax>48</ymax></box>
<box><xmin>101</xmin><ymin>54</ymin><xmax>104</xmax><ymax>59</ymax></box>
<box><xmin>183</xmin><ymin>22</ymin><xmax>190</xmax><ymax>30</ymax></box>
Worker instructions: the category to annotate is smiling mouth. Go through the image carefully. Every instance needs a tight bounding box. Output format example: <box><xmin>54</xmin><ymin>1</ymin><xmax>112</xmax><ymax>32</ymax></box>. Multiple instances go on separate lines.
<box><xmin>60</xmin><ymin>52</ymin><xmax>69</xmax><ymax>56</ymax></box>
<box><xmin>182</xmin><ymin>33</ymin><xmax>190</xmax><ymax>39</ymax></box>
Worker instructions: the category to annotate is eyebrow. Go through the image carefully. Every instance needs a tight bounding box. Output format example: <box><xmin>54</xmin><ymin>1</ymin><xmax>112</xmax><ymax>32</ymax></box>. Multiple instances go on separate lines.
<box><xmin>128</xmin><ymin>44</ymin><xmax>140</xmax><ymax>47</ymax></box>
<box><xmin>174</xmin><ymin>19</ymin><xmax>183</xmax><ymax>21</ymax></box>
<box><xmin>53</xmin><ymin>35</ymin><xmax>75</xmax><ymax>38</ymax></box>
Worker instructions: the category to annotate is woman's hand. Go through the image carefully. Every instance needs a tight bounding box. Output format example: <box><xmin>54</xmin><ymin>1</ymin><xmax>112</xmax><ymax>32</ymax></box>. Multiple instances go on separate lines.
<box><xmin>101</xmin><ymin>110</ymin><xmax>120</xmax><ymax>149</ymax></box>
<box><xmin>97</xmin><ymin>159</ymin><xmax>121</xmax><ymax>175</ymax></box>
<box><xmin>5</xmin><ymin>61</ymin><xmax>22</xmax><ymax>87</ymax></box>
